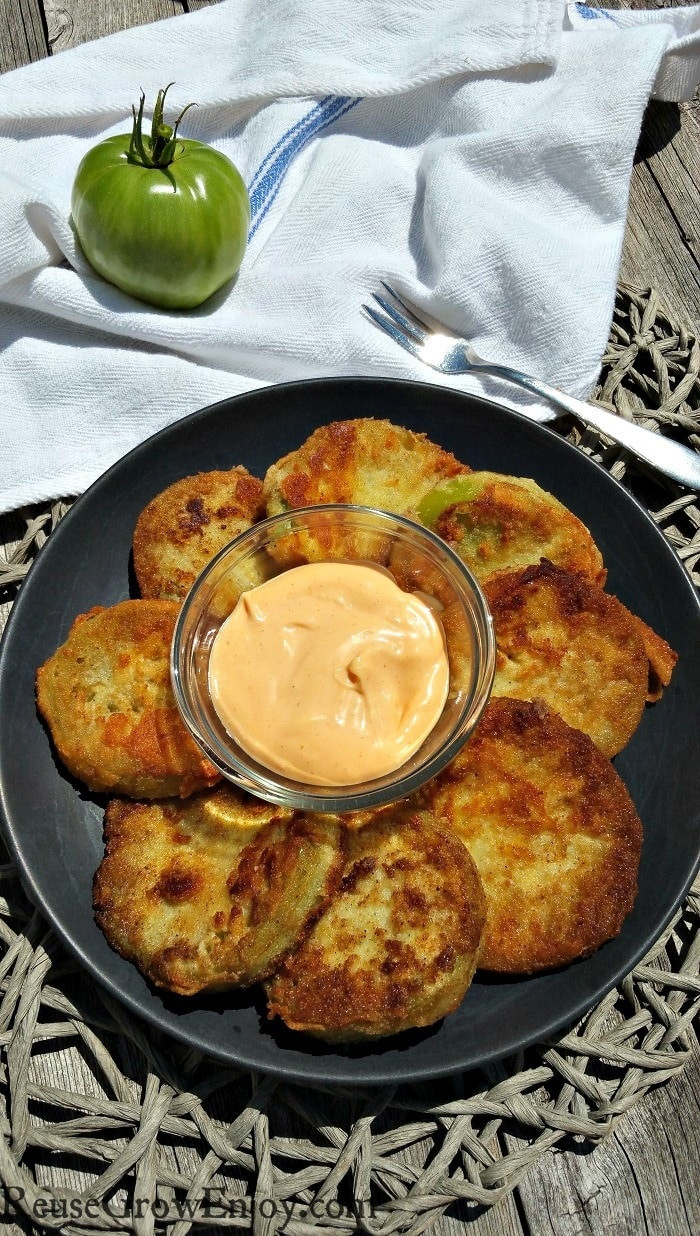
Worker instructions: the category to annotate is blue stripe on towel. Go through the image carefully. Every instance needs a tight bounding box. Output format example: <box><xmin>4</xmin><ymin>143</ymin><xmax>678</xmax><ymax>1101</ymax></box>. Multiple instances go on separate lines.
<box><xmin>248</xmin><ymin>95</ymin><xmax>362</xmax><ymax>239</ymax></box>
<box><xmin>575</xmin><ymin>4</ymin><xmax>615</xmax><ymax>20</ymax></box>
<box><xmin>248</xmin><ymin>96</ymin><xmax>334</xmax><ymax>195</ymax></box>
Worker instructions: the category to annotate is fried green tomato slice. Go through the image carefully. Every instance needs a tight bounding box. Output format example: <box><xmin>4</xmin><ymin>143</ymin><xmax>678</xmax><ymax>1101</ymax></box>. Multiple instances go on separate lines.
<box><xmin>421</xmin><ymin>697</ymin><xmax>642</xmax><ymax>973</ymax></box>
<box><xmin>484</xmin><ymin>559</ymin><xmax>671</xmax><ymax>756</ymax></box>
<box><xmin>263</xmin><ymin>418</ymin><xmax>470</xmax><ymax>564</ymax></box>
<box><xmin>265</xmin><ymin>807</ymin><xmax>486</xmax><ymax>1041</ymax></box>
<box><xmin>133</xmin><ymin>466</ymin><xmax>265</xmax><ymax>600</ymax></box>
<box><xmin>94</xmin><ymin>787</ymin><xmax>344</xmax><ymax>995</ymax></box>
<box><xmin>36</xmin><ymin>600</ymin><xmax>219</xmax><ymax>799</ymax></box>
<box><xmin>417</xmin><ymin>472</ymin><xmax>605</xmax><ymax>587</ymax></box>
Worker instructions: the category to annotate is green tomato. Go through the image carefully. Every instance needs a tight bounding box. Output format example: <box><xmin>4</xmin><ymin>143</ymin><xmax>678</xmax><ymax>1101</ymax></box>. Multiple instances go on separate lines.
<box><xmin>416</xmin><ymin>475</ymin><xmax>481</xmax><ymax>528</ymax></box>
<box><xmin>71</xmin><ymin>86</ymin><xmax>250</xmax><ymax>310</ymax></box>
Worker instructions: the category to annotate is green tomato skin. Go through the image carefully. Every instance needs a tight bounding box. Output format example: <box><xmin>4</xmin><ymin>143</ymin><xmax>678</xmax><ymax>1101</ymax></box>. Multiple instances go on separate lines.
<box><xmin>417</xmin><ymin>476</ymin><xmax>481</xmax><ymax>528</ymax></box>
<box><xmin>71</xmin><ymin>135</ymin><xmax>250</xmax><ymax>310</ymax></box>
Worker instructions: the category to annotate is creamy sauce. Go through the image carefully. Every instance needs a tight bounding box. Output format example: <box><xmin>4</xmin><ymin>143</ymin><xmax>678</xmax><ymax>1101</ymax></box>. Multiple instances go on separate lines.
<box><xmin>208</xmin><ymin>561</ymin><xmax>450</xmax><ymax>786</ymax></box>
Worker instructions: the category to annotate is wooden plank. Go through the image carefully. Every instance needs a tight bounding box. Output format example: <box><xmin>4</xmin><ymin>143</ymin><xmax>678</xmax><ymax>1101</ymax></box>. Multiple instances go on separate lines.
<box><xmin>514</xmin><ymin>1035</ymin><xmax>700</xmax><ymax>1236</ymax></box>
<box><xmin>606</xmin><ymin>2</ymin><xmax>700</xmax><ymax>329</ymax></box>
<box><xmin>0</xmin><ymin>0</ymin><xmax>49</xmax><ymax>73</ymax></box>
<box><xmin>438</xmin><ymin>1192</ymin><xmax>525</xmax><ymax>1236</ymax></box>
<box><xmin>42</xmin><ymin>0</ymin><xmax>185</xmax><ymax>55</ymax></box>
<box><xmin>621</xmin><ymin>101</ymin><xmax>700</xmax><ymax>329</ymax></box>
<box><xmin>636</xmin><ymin>97</ymin><xmax>700</xmax><ymax>258</ymax></box>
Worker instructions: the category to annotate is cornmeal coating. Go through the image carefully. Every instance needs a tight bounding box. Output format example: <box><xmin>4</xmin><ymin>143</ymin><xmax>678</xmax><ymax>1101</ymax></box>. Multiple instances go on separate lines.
<box><xmin>265</xmin><ymin>808</ymin><xmax>486</xmax><ymax>1041</ymax></box>
<box><xmin>421</xmin><ymin>698</ymin><xmax>643</xmax><ymax>973</ymax></box>
<box><xmin>263</xmin><ymin>419</ymin><xmax>470</xmax><ymax>563</ymax></box>
<box><xmin>422</xmin><ymin>471</ymin><xmax>605</xmax><ymax>586</ymax></box>
<box><xmin>632</xmin><ymin>613</ymin><xmax>677</xmax><ymax>702</ymax></box>
<box><xmin>36</xmin><ymin>600</ymin><xmax>219</xmax><ymax>798</ymax></box>
<box><xmin>484</xmin><ymin>559</ymin><xmax>671</xmax><ymax>756</ymax></box>
<box><xmin>94</xmin><ymin>787</ymin><xmax>344</xmax><ymax>995</ymax></box>
<box><xmin>133</xmin><ymin>467</ymin><xmax>265</xmax><ymax>600</ymax></box>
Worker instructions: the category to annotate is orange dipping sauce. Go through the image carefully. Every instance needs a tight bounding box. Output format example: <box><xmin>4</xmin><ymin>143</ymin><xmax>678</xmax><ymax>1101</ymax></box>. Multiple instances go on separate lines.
<box><xmin>208</xmin><ymin>561</ymin><xmax>450</xmax><ymax>786</ymax></box>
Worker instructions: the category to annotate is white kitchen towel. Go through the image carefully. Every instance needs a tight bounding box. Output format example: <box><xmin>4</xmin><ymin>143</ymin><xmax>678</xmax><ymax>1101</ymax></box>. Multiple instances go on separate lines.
<box><xmin>0</xmin><ymin>1</ymin><xmax>699</xmax><ymax>513</ymax></box>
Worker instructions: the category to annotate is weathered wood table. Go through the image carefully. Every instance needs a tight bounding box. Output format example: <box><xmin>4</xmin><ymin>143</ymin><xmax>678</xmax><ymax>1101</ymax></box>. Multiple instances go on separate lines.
<box><xmin>0</xmin><ymin>3</ymin><xmax>698</xmax><ymax>1234</ymax></box>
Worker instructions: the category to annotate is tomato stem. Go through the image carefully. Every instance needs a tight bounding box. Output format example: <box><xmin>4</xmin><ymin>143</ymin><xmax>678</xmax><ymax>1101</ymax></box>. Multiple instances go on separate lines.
<box><xmin>128</xmin><ymin>84</ymin><xmax>197</xmax><ymax>169</ymax></box>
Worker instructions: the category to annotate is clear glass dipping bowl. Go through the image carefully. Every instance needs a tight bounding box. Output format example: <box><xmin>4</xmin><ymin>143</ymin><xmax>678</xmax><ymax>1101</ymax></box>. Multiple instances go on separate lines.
<box><xmin>171</xmin><ymin>504</ymin><xmax>495</xmax><ymax>812</ymax></box>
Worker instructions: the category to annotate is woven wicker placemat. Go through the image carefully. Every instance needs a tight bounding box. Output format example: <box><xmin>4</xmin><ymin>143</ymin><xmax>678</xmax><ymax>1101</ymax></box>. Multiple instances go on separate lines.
<box><xmin>0</xmin><ymin>284</ymin><xmax>698</xmax><ymax>1235</ymax></box>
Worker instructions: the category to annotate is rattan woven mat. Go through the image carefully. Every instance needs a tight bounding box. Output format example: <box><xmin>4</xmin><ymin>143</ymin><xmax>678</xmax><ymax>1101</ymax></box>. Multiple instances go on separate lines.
<box><xmin>0</xmin><ymin>284</ymin><xmax>698</xmax><ymax>1235</ymax></box>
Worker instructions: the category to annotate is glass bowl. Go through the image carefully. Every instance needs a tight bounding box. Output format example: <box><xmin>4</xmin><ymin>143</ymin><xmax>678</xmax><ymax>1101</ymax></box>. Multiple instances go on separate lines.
<box><xmin>171</xmin><ymin>504</ymin><xmax>495</xmax><ymax>812</ymax></box>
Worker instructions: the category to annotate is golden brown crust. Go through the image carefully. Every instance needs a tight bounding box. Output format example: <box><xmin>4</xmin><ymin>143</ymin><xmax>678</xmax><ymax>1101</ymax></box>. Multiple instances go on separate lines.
<box><xmin>421</xmin><ymin>697</ymin><xmax>643</xmax><ymax>973</ymax></box>
<box><xmin>36</xmin><ymin>600</ymin><xmax>220</xmax><ymax>798</ymax></box>
<box><xmin>484</xmin><ymin>560</ymin><xmax>653</xmax><ymax>756</ymax></box>
<box><xmin>629</xmin><ymin>613</ymin><xmax>678</xmax><ymax>701</ymax></box>
<box><xmin>265</xmin><ymin>418</ymin><xmax>469</xmax><ymax>511</ymax></box>
<box><xmin>432</xmin><ymin>472</ymin><xmax>606</xmax><ymax>587</ymax></box>
<box><xmin>94</xmin><ymin>787</ymin><xmax>345</xmax><ymax>995</ymax></box>
<box><xmin>133</xmin><ymin>467</ymin><xmax>265</xmax><ymax>601</ymax></box>
<box><xmin>263</xmin><ymin>419</ymin><xmax>470</xmax><ymax>564</ymax></box>
<box><xmin>265</xmin><ymin>808</ymin><xmax>486</xmax><ymax>1040</ymax></box>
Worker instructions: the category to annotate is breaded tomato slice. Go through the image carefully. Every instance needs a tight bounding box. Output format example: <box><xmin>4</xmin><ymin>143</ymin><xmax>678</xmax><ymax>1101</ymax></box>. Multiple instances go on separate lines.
<box><xmin>422</xmin><ymin>698</ymin><xmax>642</xmax><ymax>973</ymax></box>
<box><xmin>94</xmin><ymin>788</ymin><xmax>344</xmax><ymax>995</ymax></box>
<box><xmin>485</xmin><ymin>559</ymin><xmax>675</xmax><ymax>756</ymax></box>
<box><xmin>133</xmin><ymin>467</ymin><xmax>264</xmax><ymax>600</ymax></box>
<box><xmin>36</xmin><ymin>600</ymin><xmax>219</xmax><ymax>798</ymax></box>
<box><xmin>417</xmin><ymin>471</ymin><xmax>605</xmax><ymax>587</ymax></box>
<box><xmin>263</xmin><ymin>419</ymin><xmax>470</xmax><ymax>564</ymax></box>
<box><xmin>265</xmin><ymin>807</ymin><xmax>486</xmax><ymax>1041</ymax></box>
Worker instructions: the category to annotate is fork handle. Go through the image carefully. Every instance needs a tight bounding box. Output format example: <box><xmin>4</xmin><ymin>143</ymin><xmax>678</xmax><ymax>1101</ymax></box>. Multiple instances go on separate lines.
<box><xmin>471</xmin><ymin>361</ymin><xmax>700</xmax><ymax>491</ymax></box>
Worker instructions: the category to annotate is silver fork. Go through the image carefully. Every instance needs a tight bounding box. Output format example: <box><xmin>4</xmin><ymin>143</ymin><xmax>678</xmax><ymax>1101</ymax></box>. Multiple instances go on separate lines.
<box><xmin>363</xmin><ymin>283</ymin><xmax>700</xmax><ymax>491</ymax></box>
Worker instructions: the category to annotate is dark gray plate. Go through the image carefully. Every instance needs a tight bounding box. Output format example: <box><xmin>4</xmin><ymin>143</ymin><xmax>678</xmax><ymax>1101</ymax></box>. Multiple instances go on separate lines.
<box><xmin>1</xmin><ymin>377</ymin><xmax>698</xmax><ymax>1085</ymax></box>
